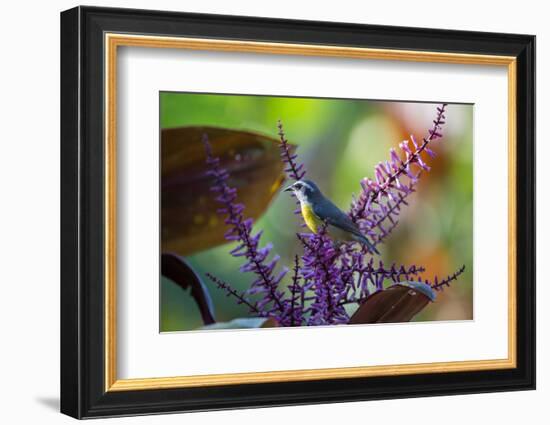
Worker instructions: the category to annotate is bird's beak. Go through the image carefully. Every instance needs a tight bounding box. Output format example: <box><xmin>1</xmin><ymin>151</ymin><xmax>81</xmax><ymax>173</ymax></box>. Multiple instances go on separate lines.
<box><xmin>283</xmin><ymin>184</ymin><xmax>294</xmax><ymax>192</ymax></box>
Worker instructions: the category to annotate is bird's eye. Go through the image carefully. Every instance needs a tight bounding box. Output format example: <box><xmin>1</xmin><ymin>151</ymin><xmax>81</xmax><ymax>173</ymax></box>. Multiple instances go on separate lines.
<box><xmin>294</xmin><ymin>183</ymin><xmax>302</xmax><ymax>189</ymax></box>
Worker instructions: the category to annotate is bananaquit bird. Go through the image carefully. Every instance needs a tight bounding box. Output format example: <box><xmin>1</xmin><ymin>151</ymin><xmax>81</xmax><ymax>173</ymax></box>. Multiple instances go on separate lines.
<box><xmin>284</xmin><ymin>179</ymin><xmax>380</xmax><ymax>255</ymax></box>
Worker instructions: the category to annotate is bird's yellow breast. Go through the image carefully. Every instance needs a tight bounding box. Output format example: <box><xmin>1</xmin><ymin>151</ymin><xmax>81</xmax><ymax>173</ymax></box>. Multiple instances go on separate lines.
<box><xmin>301</xmin><ymin>203</ymin><xmax>323</xmax><ymax>234</ymax></box>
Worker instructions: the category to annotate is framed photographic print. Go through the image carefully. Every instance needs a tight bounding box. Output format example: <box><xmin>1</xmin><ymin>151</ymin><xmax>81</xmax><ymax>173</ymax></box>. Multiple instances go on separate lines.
<box><xmin>60</xmin><ymin>6</ymin><xmax>535</xmax><ymax>419</ymax></box>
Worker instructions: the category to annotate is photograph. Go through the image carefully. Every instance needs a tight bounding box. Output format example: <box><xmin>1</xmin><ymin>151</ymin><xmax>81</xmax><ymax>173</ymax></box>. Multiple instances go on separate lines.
<box><xmin>57</xmin><ymin>5</ymin><xmax>535</xmax><ymax>419</ymax></box>
<box><xmin>160</xmin><ymin>93</ymin><xmax>473</xmax><ymax>332</ymax></box>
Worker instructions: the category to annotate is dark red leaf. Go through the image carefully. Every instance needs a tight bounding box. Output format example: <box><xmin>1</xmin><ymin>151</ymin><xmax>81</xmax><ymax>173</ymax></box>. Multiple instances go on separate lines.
<box><xmin>349</xmin><ymin>282</ymin><xmax>435</xmax><ymax>324</ymax></box>
<box><xmin>162</xmin><ymin>126</ymin><xmax>292</xmax><ymax>256</ymax></box>
<box><xmin>161</xmin><ymin>253</ymin><xmax>216</xmax><ymax>325</ymax></box>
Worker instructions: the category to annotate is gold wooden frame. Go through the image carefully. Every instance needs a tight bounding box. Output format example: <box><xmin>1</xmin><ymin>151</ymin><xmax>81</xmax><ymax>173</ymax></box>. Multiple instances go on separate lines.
<box><xmin>104</xmin><ymin>33</ymin><xmax>517</xmax><ymax>392</ymax></box>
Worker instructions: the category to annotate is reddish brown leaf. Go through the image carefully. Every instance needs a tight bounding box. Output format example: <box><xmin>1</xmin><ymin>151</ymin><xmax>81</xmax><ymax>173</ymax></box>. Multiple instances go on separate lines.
<box><xmin>260</xmin><ymin>317</ymin><xmax>280</xmax><ymax>328</ymax></box>
<box><xmin>161</xmin><ymin>126</ymin><xmax>291</xmax><ymax>256</ymax></box>
<box><xmin>349</xmin><ymin>282</ymin><xmax>435</xmax><ymax>324</ymax></box>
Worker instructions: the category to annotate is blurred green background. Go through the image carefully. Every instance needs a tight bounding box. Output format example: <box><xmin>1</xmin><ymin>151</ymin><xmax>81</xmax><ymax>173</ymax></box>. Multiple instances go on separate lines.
<box><xmin>160</xmin><ymin>92</ymin><xmax>473</xmax><ymax>332</ymax></box>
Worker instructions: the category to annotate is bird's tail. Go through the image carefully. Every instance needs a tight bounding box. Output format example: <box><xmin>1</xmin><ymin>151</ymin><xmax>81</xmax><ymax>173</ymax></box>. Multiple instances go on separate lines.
<box><xmin>356</xmin><ymin>234</ymin><xmax>380</xmax><ymax>255</ymax></box>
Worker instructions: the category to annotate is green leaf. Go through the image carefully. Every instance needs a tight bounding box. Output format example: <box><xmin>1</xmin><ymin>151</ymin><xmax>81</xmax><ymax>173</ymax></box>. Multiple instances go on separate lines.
<box><xmin>396</xmin><ymin>281</ymin><xmax>437</xmax><ymax>301</ymax></box>
<box><xmin>199</xmin><ymin>317</ymin><xmax>278</xmax><ymax>330</ymax></box>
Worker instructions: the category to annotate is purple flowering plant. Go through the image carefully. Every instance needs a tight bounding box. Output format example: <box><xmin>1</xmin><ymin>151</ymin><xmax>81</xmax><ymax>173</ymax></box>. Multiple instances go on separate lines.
<box><xmin>203</xmin><ymin>103</ymin><xmax>465</xmax><ymax>326</ymax></box>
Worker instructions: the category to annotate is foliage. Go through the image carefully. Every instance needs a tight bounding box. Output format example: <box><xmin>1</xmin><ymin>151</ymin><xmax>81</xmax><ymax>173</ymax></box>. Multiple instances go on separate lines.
<box><xmin>203</xmin><ymin>104</ymin><xmax>465</xmax><ymax>326</ymax></box>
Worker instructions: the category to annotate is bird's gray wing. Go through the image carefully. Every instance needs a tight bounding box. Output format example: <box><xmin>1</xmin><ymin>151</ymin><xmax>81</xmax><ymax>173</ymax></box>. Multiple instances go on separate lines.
<box><xmin>313</xmin><ymin>200</ymin><xmax>364</xmax><ymax>238</ymax></box>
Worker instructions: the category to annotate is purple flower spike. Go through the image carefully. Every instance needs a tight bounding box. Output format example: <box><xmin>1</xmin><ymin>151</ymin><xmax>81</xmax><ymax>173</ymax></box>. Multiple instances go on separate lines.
<box><xmin>203</xmin><ymin>135</ymin><xmax>287</xmax><ymax>317</ymax></box>
<box><xmin>350</xmin><ymin>103</ymin><xmax>448</xmax><ymax>246</ymax></box>
<box><xmin>297</xmin><ymin>228</ymin><xmax>349</xmax><ymax>325</ymax></box>
<box><xmin>428</xmin><ymin>265</ymin><xmax>466</xmax><ymax>291</ymax></box>
<box><xmin>277</xmin><ymin>120</ymin><xmax>308</xmax><ymax>221</ymax></box>
<box><xmin>277</xmin><ymin>120</ymin><xmax>306</xmax><ymax>181</ymax></box>
<box><xmin>198</xmin><ymin>104</ymin><xmax>465</xmax><ymax>328</ymax></box>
